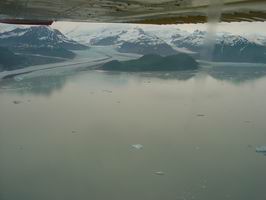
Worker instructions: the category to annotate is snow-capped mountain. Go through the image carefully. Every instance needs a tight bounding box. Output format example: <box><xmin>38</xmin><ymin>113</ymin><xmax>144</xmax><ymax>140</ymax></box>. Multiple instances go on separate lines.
<box><xmin>142</xmin><ymin>26</ymin><xmax>189</xmax><ymax>45</ymax></box>
<box><xmin>171</xmin><ymin>30</ymin><xmax>256</xmax><ymax>50</ymax></box>
<box><xmin>61</xmin><ymin>23</ymin><xmax>190</xmax><ymax>46</ymax></box>
<box><xmin>170</xmin><ymin>30</ymin><xmax>206</xmax><ymax>51</ymax></box>
<box><xmin>63</xmin><ymin>24</ymin><xmax>134</xmax><ymax>45</ymax></box>
<box><xmin>63</xmin><ymin>23</ymin><xmax>266</xmax><ymax>62</ymax></box>
<box><xmin>89</xmin><ymin>29</ymin><xmax>125</xmax><ymax>46</ymax></box>
<box><xmin>169</xmin><ymin>30</ymin><xmax>266</xmax><ymax>63</ymax></box>
<box><xmin>90</xmin><ymin>27</ymin><xmax>177</xmax><ymax>56</ymax></box>
<box><xmin>0</xmin><ymin>26</ymin><xmax>87</xmax><ymax>50</ymax></box>
<box><xmin>0</xmin><ymin>26</ymin><xmax>89</xmax><ymax>71</ymax></box>
<box><xmin>244</xmin><ymin>34</ymin><xmax>266</xmax><ymax>46</ymax></box>
<box><xmin>86</xmin><ymin>26</ymin><xmax>266</xmax><ymax>62</ymax></box>
<box><xmin>1</xmin><ymin>23</ymin><xmax>266</xmax><ymax>66</ymax></box>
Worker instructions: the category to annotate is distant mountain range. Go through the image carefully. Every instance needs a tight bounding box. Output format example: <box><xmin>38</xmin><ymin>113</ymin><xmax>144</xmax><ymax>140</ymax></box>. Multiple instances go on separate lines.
<box><xmin>0</xmin><ymin>26</ymin><xmax>88</xmax><ymax>71</ymax></box>
<box><xmin>0</xmin><ymin>26</ymin><xmax>87</xmax><ymax>50</ymax></box>
<box><xmin>64</xmin><ymin>25</ymin><xmax>266</xmax><ymax>64</ymax></box>
<box><xmin>101</xmin><ymin>53</ymin><xmax>199</xmax><ymax>71</ymax></box>
<box><xmin>171</xmin><ymin>30</ymin><xmax>266</xmax><ymax>63</ymax></box>
<box><xmin>1</xmin><ymin>24</ymin><xmax>266</xmax><ymax>72</ymax></box>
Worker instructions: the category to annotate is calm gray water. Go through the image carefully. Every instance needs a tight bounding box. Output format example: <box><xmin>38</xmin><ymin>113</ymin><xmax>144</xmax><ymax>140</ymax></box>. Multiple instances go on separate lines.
<box><xmin>0</xmin><ymin>66</ymin><xmax>266</xmax><ymax>200</ymax></box>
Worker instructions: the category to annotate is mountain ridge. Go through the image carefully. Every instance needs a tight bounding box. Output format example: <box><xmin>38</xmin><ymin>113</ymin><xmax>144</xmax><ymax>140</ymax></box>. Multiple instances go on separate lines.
<box><xmin>0</xmin><ymin>26</ymin><xmax>88</xmax><ymax>71</ymax></box>
<box><xmin>101</xmin><ymin>53</ymin><xmax>199</xmax><ymax>71</ymax></box>
<box><xmin>62</xmin><ymin>25</ymin><xmax>266</xmax><ymax>63</ymax></box>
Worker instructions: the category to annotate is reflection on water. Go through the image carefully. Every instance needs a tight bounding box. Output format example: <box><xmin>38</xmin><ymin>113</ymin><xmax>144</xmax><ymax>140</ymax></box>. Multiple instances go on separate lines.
<box><xmin>0</xmin><ymin>75</ymin><xmax>67</xmax><ymax>96</ymax></box>
<box><xmin>208</xmin><ymin>65</ymin><xmax>266</xmax><ymax>83</ymax></box>
<box><xmin>1</xmin><ymin>65</ymin><xmax>266</xmax><ymax>200</ymax></box>
<box><xmin>1</xmin><ymin>65</ymin><xmax>266</xmax><ymax>96</ymax></box>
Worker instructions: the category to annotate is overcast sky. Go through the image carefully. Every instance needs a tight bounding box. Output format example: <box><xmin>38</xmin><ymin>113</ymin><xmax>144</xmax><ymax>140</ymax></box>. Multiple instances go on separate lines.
<box><xmin>52</xmin><ymin>21</ymin><xmax>266</xmax><ymax>35</ymax></box>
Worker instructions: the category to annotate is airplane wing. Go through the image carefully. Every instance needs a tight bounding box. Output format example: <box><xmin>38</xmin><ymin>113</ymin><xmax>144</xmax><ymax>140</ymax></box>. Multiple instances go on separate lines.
<box><xmin>0</xmin><ymin>0</ymin><xmax>266</xmax><ymax>24</ymax></box>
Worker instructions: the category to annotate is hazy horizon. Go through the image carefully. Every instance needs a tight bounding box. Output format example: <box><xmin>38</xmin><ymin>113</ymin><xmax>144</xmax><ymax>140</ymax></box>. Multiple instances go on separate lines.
<box><xmin>51</xmin><ymin>21</ymin><xmax>266</xmax><ymax>36</ymax></box>
<box><xmin>1</xmin><ymin>21</ymin><xmax>266</xmax><ymax>36</ymax></box>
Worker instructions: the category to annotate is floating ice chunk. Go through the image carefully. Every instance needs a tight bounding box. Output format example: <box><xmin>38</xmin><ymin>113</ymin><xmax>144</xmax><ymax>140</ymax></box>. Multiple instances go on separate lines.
<box><xmin>131</xmin><ymin>144</ymin><xmax>143</xmax><ymax>150</ymax></box>
<box><xmin>13</xmin><ymin>100</ymin><xmax>22</xmax><ymax>104</ymax></box>
<box><xmin>195</xmin><ymin>146</ymin><xmax>200</xmax><ymax>150</ymax></box>
<box><xmin>256</xmin><ymin>146</ymin><xmax>266</xmax><ymax>153</ymax></box>
<box><xmin>72</xmin><ymin>130</ymin><xmax>80</xmax><ymax>135</ymax></box>
<box><xmin>201</xmin><ymin>185</ymin><xmax>207</xmax><ymax>189</ymax></box>
<box><xmin>155</xmin><ymin>171</ymin><xmax>165</xmax><ymax>176</ymax></box>
<box><xmin>102</xmin><ymin>89</ymin><xmax>112</xmax><ymax>93</ymax></box>
<box><xmin>196</xmin><ymin>114</ymin><xmax>205</xmax><ymax>117</ymax></box>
